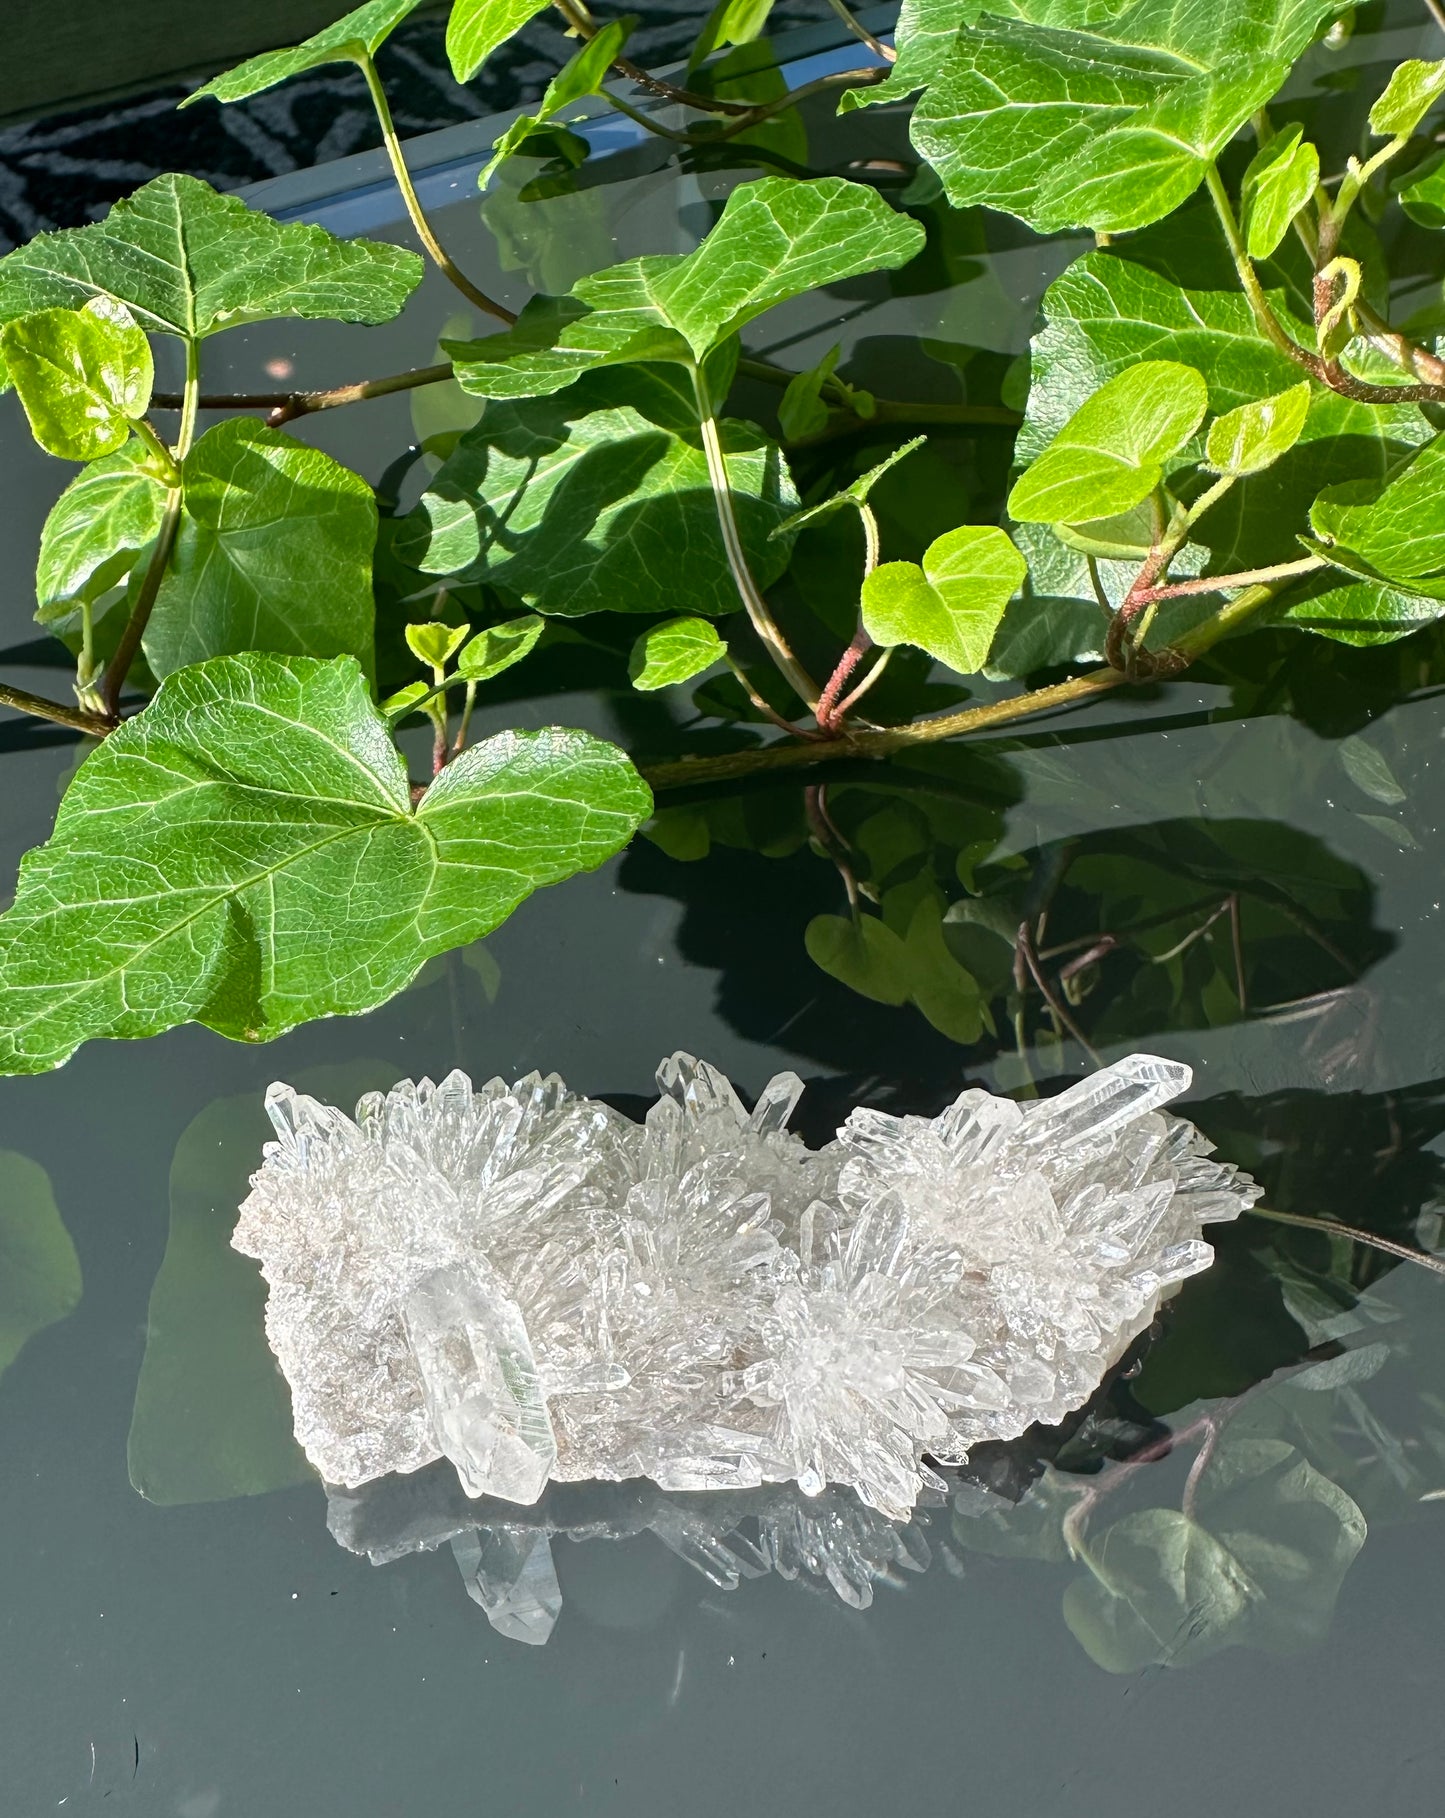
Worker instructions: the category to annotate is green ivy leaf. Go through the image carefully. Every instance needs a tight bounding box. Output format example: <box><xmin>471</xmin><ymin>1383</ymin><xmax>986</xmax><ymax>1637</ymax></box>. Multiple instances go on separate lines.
<box><xmin>777</xmin><ymin>344</ymin><xmax>840</xmax><ymax>443</ymax></box>
<box><xmin>840</xmin><ymin>0</ymin><xmax>980</xmax><ymax>114</ymax></box>
<box><xmin>0</xmin><ymin>654</ymin><xmax>651</xmax><ymax>1074</ymax></box>
<box><xmin>996</xmin><ymin>240</ymin><xmax>1432</xmax><ymax>663</ymax></box>
<box><xmin>1</xmin><ymin>298</ymin><xmax>153</xmax><ymax>461</ymax></box>
<box><xmin>0</xmin><ymin>175</ymin><xmax>421</xmax><ymax>387</ymax></box>
<box><xmin>862</xmin><ymin>524</ymin><xmax>1024</xmax><ymax>675</ymax></box>
<box><xmin>686</xmin><ymin>0</ymin><xmax>776</xmax><ymax>75</ymax></box>
<box><xmin>1399</xmin><ymin>153</ymin><xmax>1445</xmax><ymax>229</ymax></box>
<box><xmin>405</xmin><ymin>621</ymin><xmax>471</xmax><ymax>671</ymax></box>
<box><xmin>400</xmin><ymin>366</ymin><xmax>797</xmax><ymax>618</ymax></box>
<box><xmin>456</xmin><ymin>614</ymin><xmax>546</xmax><ymax>682</ymax></box>
<box><xmin>1368</xmin><ymin>57</ymin><xmax>1445</xmax><ymax>138</ymax></box>
<box><xmin>185</xmin><ymin>0</ymin><xmax>427</xmax><ymax>103</ymax></box>
<box><xmin>911</xmin><ymin>0</ymin><xmax>1345</xmax><ymax>232</ymax></box>
<box><xmin>144</xmin><ymin>418</ymin><xmax>377</xmax><ymax>680</ymax></box>
<box><xmin>774</xmin><ymin>436</ymin><xmax>926</xmax><ymax>535</ymax></box>
<box><xmin>447</xmin><ymin>0</ymin><xmax>554</xmax><ymax>82</ymax></box>
<box><xmin>381</xmin><ymin>679</ymin><xmax>433</xmax><ymax>720</ymax></box>
<box><xmin>1241</xmin><ymin>125</ymin><xmax>1320</xmax><ymax>260</ymax></box>
<box><xmin>479</xmin><ymin>17</ymin><xmax>633</xmax><ymax>186</ymax></box>
<box><xmin>1309</xmin><ymin>434</ymin><xmax>1445</xmax><ymax>591</ymax></box>
<box><xmin>446</xmin><ymin>175</ymin><xmax>925</xmax><ymax>393</ymax></box>
<box><xmin>0</xmin><ymin>1150</ymin><xmax>81</xmax><ymax>1380</ymax></box>
<box><xmin>1204</xmin><ymin>381</ymin><xmax>1312</xmax><ymax>476</ymax></box>
<box><xmin>36</xmin><ymin>444</ymin><xmax>167</xmax><ymax>621</ymax></box>
<box><xmin>1008</xmin><ymin>360</ymin><xmax>1209</xmax><ymax>524</ymax></box>
<box><xmin>628</xmin><ymin>616</ymin><xmax>726</xmax><ymax>690</ymax></box>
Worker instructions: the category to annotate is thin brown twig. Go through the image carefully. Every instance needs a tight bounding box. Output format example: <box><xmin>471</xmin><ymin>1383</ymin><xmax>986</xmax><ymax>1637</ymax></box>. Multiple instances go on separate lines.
<box><xmin>0</xmin><ymin>682</ymin><xmax>114</xmax><ymax>736</ymax></box>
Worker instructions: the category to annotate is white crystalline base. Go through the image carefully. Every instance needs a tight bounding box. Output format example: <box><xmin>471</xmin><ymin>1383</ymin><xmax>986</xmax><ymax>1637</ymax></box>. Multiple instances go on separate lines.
<box><xmin>235</xmin><ymin>1052</ymin><xmax>1260</xmax><ymax>1522</ymax></box>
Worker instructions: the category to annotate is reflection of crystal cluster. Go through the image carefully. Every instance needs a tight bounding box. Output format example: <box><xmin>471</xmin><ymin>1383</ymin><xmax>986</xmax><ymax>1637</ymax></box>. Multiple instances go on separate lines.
<box><xmin>327</xmin><ymin>1466</ymin><xmax>945</xmax><ymax>1644</ymax></box>
<box><xmin>236</xmin><ymin>1053</ymin><xmax>1258</xmax><ymax>1520</ymax></box>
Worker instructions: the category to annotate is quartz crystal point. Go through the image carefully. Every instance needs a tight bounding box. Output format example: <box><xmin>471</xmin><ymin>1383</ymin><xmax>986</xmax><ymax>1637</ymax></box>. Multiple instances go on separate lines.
<box><xmin>237</xmin><ymin>1053</ymin><xmax>1260</xmax><ymax>1519</ymax></box>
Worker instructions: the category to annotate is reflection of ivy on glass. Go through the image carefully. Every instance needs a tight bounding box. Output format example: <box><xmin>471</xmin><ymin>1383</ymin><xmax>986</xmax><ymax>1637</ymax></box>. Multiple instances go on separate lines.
<box><xmin>0</xmin><ymin>4</ymin><xmax>1443</xmax><ymax>1079</ymax></box>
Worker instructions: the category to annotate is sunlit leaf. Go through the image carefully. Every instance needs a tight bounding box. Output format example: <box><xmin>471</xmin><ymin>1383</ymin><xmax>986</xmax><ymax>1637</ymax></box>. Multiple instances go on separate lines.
<box><xmin>400</xmin><ymin>366</ymin><xmax>796</xmax><ymax>618</ymax></box>
<box><xmin>841</xmin><ymin>0</ymin><xmax>980</xmax><ymax>113</ymax></box>
<box><xmin>1204</xmin><ymin>382</ymin><xmax>1311</xmax><ymax>476</ymax></box>
<box><xmin>687</xmin><ymin>0</ymin><xmax>777</xmax><ymax>75</ymax></box>
<box><xmin>446</xmin><ymin>175</ymin><xmax>924</xmax><ymax>393</ymax></box>
<box><xmin>1241</xmin><ymin>126</ymin><xmax>1320</xmax><ymax>260</ymax></box>
<box><xmin>628</xmin><ymin>616</ymin><xmax>726</xmax><ymax>690</ymax></box>
<box><xmin>478</xmin><ymin>17</ymin><xmax>632</xmax><ymax>186</ymax></box>
<box><xmin>997</xmin><ymin>239</ymin><xmax>1432</xmax><ymax>663</ymax></box>
<box><xmin>0</xmin><ymin>654</ymin><xmax>651</xmax><ymax>1074</ymax></box>
<box><xmin>1</xmin><ymin>298</ymin><xmax>153</xmax><ymax>461</ymax></box>
<box><xmin>1310</xmin><ymin>434</ymin><xmax>1445</xmax><ymax>590</ymax></box>
<box><xmin>456</xmin><ymin>614</ymin><xmax>546</xmax><ymax>681</ymax></box>
<box><xmin>0</xmin><ymin>175</ymin><xmax>421</xmax><ymax>386</ymax></box>
<box><xmin>909</xmin><ymin>0</ymin><xmax>1343</xmax><ymax>232</ymax></box>
<box><xmin>1008</xmin><ymin>361</ymin><xmax>1209</xmax><ymax>524</ymax></box>
<box><xmin>1368</xmin><ymin>57</ymin><xmax>1445</xmax><ymax>138</ymax></box>
<box><xmin>144</xmin><ymin>418</ymin><xmax>377</xmax><ymax>680</ymax></box>
<box><xmin>35</xmin><ymin>442</ymin><xmax>166</xmax><ymax>619</ymax></box>
<box><xmin>448</xmin><ymin>0</ymin><xmax>554</xmax><ymax>81</ymax></box>
<box><xmin>185</xmin><ymin>0</ymin><xmax>427</xmax><ymax>103</ymax></box>
<box><xmin>862</xmin><ymin>524</ymin><xmax>1024</xmax><ymax>674</ymax></box>
<box><xmin>0</xmin><ymin>1150</ymin><xmax>80</xmax><ymax>1380</ymax></box>
<box><xmin>406</xmin><ymin>621</ymin><xmax>471</xmax><ymax>671</ymax></box>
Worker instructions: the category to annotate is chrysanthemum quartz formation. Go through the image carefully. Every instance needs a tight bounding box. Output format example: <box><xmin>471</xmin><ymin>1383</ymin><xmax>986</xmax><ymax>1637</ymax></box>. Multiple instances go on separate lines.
<box><xmin>235</xmin><ymin>1053</ymin><xmax>1259</xmax><ymax>1521</ymax></box>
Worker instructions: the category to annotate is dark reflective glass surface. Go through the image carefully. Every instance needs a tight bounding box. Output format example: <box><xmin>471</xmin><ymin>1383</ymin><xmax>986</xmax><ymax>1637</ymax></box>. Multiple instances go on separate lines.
<box><xmin>3</xmin><ymin>10</ymin><xmax>1445</xmax><ymax>1812</ymax></box>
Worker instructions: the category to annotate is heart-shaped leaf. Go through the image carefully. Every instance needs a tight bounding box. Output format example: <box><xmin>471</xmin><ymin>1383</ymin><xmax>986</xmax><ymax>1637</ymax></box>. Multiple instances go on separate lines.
<box><xmin>406</xmin><ymin>621</ymin><xmax>471</xmax><ymax>671</ymax></box>
<box><xmin>1241</xmin><ymin>125</ymin><xmax>1320</xmax><ymax>260</ymax></box>
<box><xmin>862</xmin><ymin>524</ymin><xmax>1025</xmax><ymax>674</ymax></box>
<box><xmin>144</xmin><ymin>418</ymin><xmax>378</xmax><ymax>679</ymax></box>
<box><xmin>1008</xmin><ymin>360</ymin><xmax>1209</xmax><ymax>524</ymax></box>
<box><xmin>0</xmin><ymin>175</ymin><xmax>421</xmax><ymax>385</ymax></box>
<box><xmin>447</xmin><ymin>0</ymin><xmax>554</xmax><ymax>82</ymax></box>
<box><xmin>185</xmin><ymin>0</ymin><xmax>427</xmax><ymax>103</ymax></box>
<box><xmin>0</xmin><ymin>653</ymin><xmax>651</xmax><ymax>1075</ymax></box>
<box><xmin>1204</xmin><ymin>382</ymin><xmax>1312</xmax><ymax>476</ymax></box>
<box><xmin>400</xmin><ymin>366</ymin><xmax>797</xmax><ymax>618</ymax></box>
<box><xmin>628</xmin><ymin>616</ymin><xmax>726</xmax><ymax>690</ymax></box>
<box><xmin>447</xmin><ymin>175</ymin><xmax>925</xmax><ymax>394</ymax></box>
<box><xmin>1</xmin><ymin>298</ymin><xmax>153</xmax><ymax>461</ymax></box>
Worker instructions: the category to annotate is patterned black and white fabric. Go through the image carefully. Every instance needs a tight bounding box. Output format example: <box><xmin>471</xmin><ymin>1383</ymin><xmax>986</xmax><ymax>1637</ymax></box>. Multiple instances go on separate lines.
<box><xmin>0</xmin><ymin>4</ymin><xmax>819</xmax><ymax>251</ymax></box>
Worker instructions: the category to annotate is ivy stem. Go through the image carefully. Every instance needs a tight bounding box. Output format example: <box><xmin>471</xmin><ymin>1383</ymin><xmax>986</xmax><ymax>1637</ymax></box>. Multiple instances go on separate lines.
<box><xmin>0</xmin><ymin>682</ymin><xmax>115</xmax><ymax>736</ymax></box>
<box><xmin>1245</xmin><ymin>1205</ymin><xmax>1445</xmax><ymax>1280</ymax></box>
<box><xmin>1204</xmin><ymin>162</ymin><xmax>1445</xmax><ymax>404</ymax></box>
<box><xmin>357</xmin><ymin>50</ymin><xmax>516</xmax><ymax>324</ymax></box>
<box><xmin>823</xmin><ymin>0</ymin><xmax>897</xmax><ymax>61</ymax></box>
<box><xmin>815</xmin><ymin>501</ymin><xmax>882</xmax><ymax>732</ymax></box>
<box><xmin>99</xmin><ymin>484</ymin><xmax>183</xmax><ymax>719</ymax></box>
<box><xmin>711</xmin><ymin>65</ymin><xmax>889</xmax><ymax>140</ymax></box>
<box><xmin>1138</xmin><ymin>553</ymin><xmax>1326</xmax><ymax>602</ymax></box>
<box><xmin>550</xmin><ymin>0</ymin><xmax>754</xmax><ymax>114</ymax></box>
<box><xmin>695</xmin><ymin>377</ymin><xmax>820</xmax><ymax>709</ymax></box>
<box><xmin>132</xmin><ymin>417</ymin><xmax>181</xmax><ymax>484</ymax></box>
<box><xmin>722</xmin><ymin>653</ymin><xmax>821</xmax><ymax>737</ymax></box>
<box><xmin>154</xmin><ymin>360</ymin><xmax>457</xmax><ymax>423</ymax></box>
<box><xmin>176</xmin><ymin>336</ymin><xmax>200</xmax><ymax>458</ymax></box>
<box><xmin>834</xmin><ymin>644</ymin><xmax>891</xmax><ymax>718</ymax></box>
<box><xmin>639</xmin><ymin>582</ymin><xmax>1278</xmax><ymax>789</ymax></box>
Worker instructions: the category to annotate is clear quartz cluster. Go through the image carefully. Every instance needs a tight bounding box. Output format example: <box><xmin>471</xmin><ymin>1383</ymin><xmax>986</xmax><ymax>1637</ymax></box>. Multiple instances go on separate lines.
<box><xmin>235</xmin><ymin>1052</ymin><xmax>1259</xmax><ymax>1521</ymax></box>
